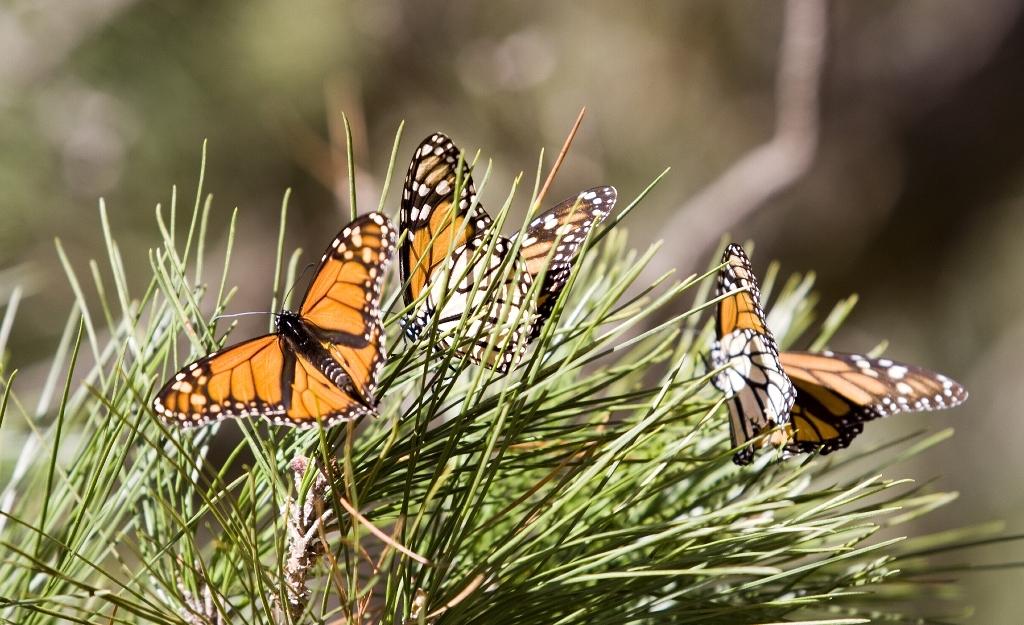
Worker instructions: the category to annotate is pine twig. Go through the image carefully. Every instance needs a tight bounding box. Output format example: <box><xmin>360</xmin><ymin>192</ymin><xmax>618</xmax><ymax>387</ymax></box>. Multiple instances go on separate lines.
<box><xmin>278</xmin><ymin>456</ymin><xmax>334</xmax><ymax>622</ymax></box>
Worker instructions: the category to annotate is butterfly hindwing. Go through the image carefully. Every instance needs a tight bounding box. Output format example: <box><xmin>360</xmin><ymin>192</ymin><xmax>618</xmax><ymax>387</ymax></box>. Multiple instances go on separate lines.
<box><xmin>283</xmin><ymin>351</ymin><xmax>374</xmax><ymax>426</ymax></box>
<box><xmin>426</xmin><ymin>235</ymin><xmax>534</xmax><ymax>373</ymax></box>
<box><xmin>712</xmin><ymin>328</ymin><xmax>796</xmax><ymax>464</ymax></box>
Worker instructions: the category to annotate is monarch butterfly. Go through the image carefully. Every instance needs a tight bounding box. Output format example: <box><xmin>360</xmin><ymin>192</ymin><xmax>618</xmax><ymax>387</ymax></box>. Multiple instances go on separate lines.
<box><xmin>710</xmin><ymin>243</ymin><xmax>968</xmax><ymax>464</ymax></box>
<box><xmin>152</xmin><ymin>212</ymin><xmax>396</xmax><ymax>428</ymax></box>
<box><xmin>709</xmin><ymin>244</ymin><xmax>797</xmax><ymax>465</ymax></box>
<box><xmin>398</xmin><ymin>132</ymin><xmax>616</xmax><ymax>372</ymax></box>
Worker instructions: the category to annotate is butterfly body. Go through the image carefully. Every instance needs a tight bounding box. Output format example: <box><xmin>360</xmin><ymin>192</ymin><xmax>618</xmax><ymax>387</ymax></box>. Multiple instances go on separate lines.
<box><xmin>399</xmin><ymin>304</ymin><xmax>431</xmax><ymax>343</ymax></box>
<box><xmin>273</xmin><ymin>311</ymin><xmax>360</xmax><ymax>400</ymax></box>
<box><xmin>154</xmin><ymin>212</ymin><xmax>396</xmax><ymax>428</ymax></box>
<box><xmin>399</xmin><ymin>132</ymin><xmax>615</xmax><ymax>371</ymax></box>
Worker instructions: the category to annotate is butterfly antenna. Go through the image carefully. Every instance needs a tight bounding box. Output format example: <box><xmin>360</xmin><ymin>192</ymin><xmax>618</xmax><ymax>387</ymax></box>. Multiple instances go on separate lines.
<box><xmin>212</xmin><ymin>311</ymin><xmax>275</xmax><ymax>321</ymax></box>
<box><xmin>281</xmin><ymin>262</ymin><xmax>318</xmax><ymax>309</ymax></box>
<box><xmin>532</xmin><ymin>106</ymin><xmax>586</xmax><ymax>214</ymax></box>
<box><xmin>699</xmin><ymin>349</ymin><xmax>717</xmax><ymax>377</ymax></box>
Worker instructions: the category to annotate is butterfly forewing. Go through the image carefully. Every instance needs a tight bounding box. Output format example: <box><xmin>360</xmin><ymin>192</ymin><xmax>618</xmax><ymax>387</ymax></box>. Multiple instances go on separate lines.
<box><xmin>716</xmin><ymin>244</ymin><xmax>772</xmax><ymax>338</ymax></box>
<box><xmin>519</xmin><ymin>185</ymin><xmax>616</xmax><ymax>337</ymax></box>
<box><xmin>301</xmin><ymin>212</ymin><xmax>397</xmax><ymax>402</ymax></box>
<box><xmin>154</xmin><ymin>335</ymin><xmax>288</xmax><ymax>426</ymax></box>
<box><xmin>400</xmin><ymin>133</ymin><xmax>491</xmax><ymax>311</ymax></box>
<box><xmin>779</xmin><ymin>350</ymin><xmax>968</xmax><ymax>454</ymax></box>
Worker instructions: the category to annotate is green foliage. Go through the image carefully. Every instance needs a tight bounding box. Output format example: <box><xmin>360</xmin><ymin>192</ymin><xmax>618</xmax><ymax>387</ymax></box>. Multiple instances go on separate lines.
<box><xmin>0</xmin><ymin>132</ymin><xmax>1010</xmax><ymax>625</ymax></box>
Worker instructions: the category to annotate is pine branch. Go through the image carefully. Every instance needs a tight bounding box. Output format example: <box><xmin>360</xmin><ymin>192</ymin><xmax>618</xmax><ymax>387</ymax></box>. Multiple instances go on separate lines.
<box><xmin>0</xmin><ymin>129</ymin><xmax>1010</xmax><ymax>625</ymax></box>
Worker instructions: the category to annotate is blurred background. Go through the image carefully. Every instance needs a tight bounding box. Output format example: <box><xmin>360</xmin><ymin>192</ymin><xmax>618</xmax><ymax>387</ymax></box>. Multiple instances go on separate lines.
<box><xmin>1</xmin><ymin>0</ymin><xmax>1022</xmax><ymax>620</ymax></box>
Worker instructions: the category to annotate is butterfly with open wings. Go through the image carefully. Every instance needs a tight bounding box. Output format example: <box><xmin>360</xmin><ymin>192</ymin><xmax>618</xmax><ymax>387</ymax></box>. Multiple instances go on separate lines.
<box><xmin>153</xmin><ymin>212</ymin><xmax>396</xmax><ymax>428</ymax></box>
<box><xmin>710</xmin><ymin>243</ymin><xmax>968</xmax><ymax>464</ymax></box>
<box><xmin>398</xmin><ymin>132</ymin><xmax>616</xmax><ymax>372</ymax></box>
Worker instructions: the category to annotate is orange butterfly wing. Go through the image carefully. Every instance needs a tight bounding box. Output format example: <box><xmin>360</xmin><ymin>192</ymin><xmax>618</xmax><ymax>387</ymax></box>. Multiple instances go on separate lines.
<box><xmin>299</xmin><ymin>212</ymin><xmax>396</xmax><ymax>403</ymax></box>
<box><xmin>152</xmin><ymin>335</ymin><xmax>372</xmax><ymax>427</ymax></box>
<box><xmin>400</xmin><ymin>133</ymin><xmax>491</xmax><ymax>308</ymax></box>
<box><xmin>284</xmin><ymin>352</ymin><xmax>373</xmax><ymax>426</ymax></box>
<box><xmin>716</xmin><ymin>244</ymin><xmax>770</xmax><ymax>338</ymax></box>
<box><xmin>779</xmin><ymin>350</ymin><xmax>968</xmax><ymax>454</ymax></box>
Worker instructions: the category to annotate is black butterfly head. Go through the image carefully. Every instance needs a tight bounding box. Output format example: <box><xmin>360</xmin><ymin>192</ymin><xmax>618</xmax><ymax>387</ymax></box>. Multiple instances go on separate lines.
<box><xmin>399</xmin><ymin>305</ymin><xmax>432</xmax><ymax>343</ymax></box>
<box><xmin>275</xmin><ymin>310</ymin><xmax>310</xmax><ymax>348</ymax></box>
<box><xmin>275</xmin><ymin>309</ymin><xmax>300</xmax><ymax>329</ymax></box>
<box><xmin>398</xmin><ymin>316</ymin><xmax>418</xmax><ymax>342</ymax></box>
<box><xmin>732</xmin><ymin>447</ymin><xmax>755</xmax><ymax>466</ymax></box>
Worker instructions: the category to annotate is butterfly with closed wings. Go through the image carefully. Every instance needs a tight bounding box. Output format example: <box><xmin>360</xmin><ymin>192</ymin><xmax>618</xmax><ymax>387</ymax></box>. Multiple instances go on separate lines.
<box><xmin>153</xmin><ymin>212</ymin><xmax>396</xmax><ymax>428</ymax></box>
<box><xmin>398</xmin><ymin>132</ymin><xmax>616</xmax><ymax>372</ymax></box>
<box><xmin>709</xmin><ymin>244</ymin><xmax>797</xmax><ymax>465</ymax></box>
<box><xmin>710</xmin><ymin>243</ymin><xmax>968</xmax><ymax>464</ymax></box>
